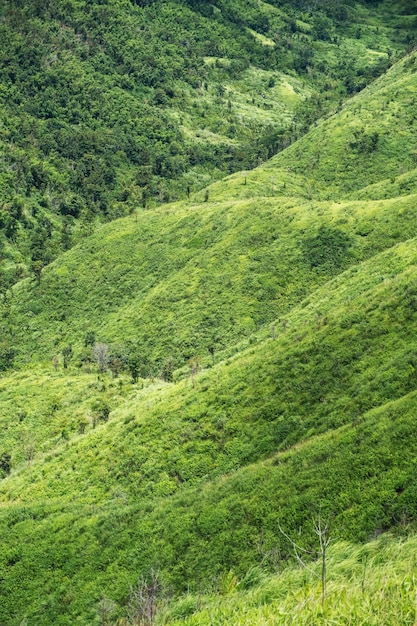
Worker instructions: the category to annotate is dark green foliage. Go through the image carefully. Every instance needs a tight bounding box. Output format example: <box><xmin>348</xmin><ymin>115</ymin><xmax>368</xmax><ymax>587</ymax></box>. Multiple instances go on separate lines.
<box><xmin>349</xmin><ymin>129</ymin><xmax>380</xmax><ymax>153</ymax></box>
<box><xmin>160</xmin><ymin>357</ymin><xmax>175</xmax><ymax>382</ymax></box>
<box><xmin>302</xmin><ymin>226</ymin><xmax>353</xmax><ymax>273</ymax></box>
<box><xmin>127</xmin><ymin>354</ymin><xmax>141</xmax><ymax>383</ymax></box>
<box><xmin>0</xmin><ymin>347</ymin><xmax>15</xmax><ymax>372</ymax></box>
<box><xmin>62</xmin><ymin>344</ymin><xmax>73</xmax><ymax>369</ymax></box>
<box><xmin>108</xmin><ymin>345</ymin><xmax>127</xmax><ymax>377</ymax></box>
<box><xmin>0</xmin><ymin>0</ymin><xmax>413</xmax><ymax>292</ymax></box>
<box><xmin>84</xmin><ymin>331</ymin><xmax>96</xmax><ymax>347</ymax></box>
<box><xmin>92</xmin><ymin>399</ymin><xmax>111</xmax><ymax>423</ymax></box>
<box><xmin>0</xmin><ymin>452</ymin><xmax>11</xmax><ymax>477</ymax></box>
<box><xmin>31</xmin><ymin>260</ymin><xmax>44</xmax><ymax>285</ymax></box>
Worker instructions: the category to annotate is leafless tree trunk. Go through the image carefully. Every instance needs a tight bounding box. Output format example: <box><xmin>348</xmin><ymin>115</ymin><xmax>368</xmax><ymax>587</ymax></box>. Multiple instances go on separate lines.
<box><xmin>278</xmin><ymin>513</ymin><xmax>331</xmax><ymax>610</ymax></box>
<box><xmin>127</xmin><ymin>570</ymin><xmax>163</xmax><ymax>625</ymax></box>
<box><xmin>93</xmin><ymin>342</ymin><xmax>109</xmax><ymax>373</ymax></box>
<box><xmin>314</xmin><ymin>514</ymin><xmax>331</xmax><ymax>610</ymax></box>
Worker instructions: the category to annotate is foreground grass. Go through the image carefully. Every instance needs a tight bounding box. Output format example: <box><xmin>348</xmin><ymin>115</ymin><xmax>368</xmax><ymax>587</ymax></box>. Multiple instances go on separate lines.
<box><xmin>162</xmin><ymin>534</ymin><xmax>417</xmax><ymax>625</ymax></box>
<box><xmin>4</xmin><ymin>385</ymin><xmax>417</xmax><ymax>624</ymax></box>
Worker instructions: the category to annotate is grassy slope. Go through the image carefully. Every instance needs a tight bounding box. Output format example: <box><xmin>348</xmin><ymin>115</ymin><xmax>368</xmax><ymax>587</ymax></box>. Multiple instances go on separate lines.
<box><xmin>5</xmin><ymin>191</ymin><xmax>417</xmax><ymax>366</ymax></box>
<box><xmin>0</xmin><ymin>0</ymin><xmax>413</xmax><ymax>289</ymax></box>
<box><xmin>3</xmin><ymin>234</ymin><xmax>417</xmax><ymax>503</ymax></box>
<box><xmin>3</xmin><ymin>363</ymin><xmax>417</xmax><ymax>623</ymax></box>
<box><xmin>2</xmin><ymin>234</ymin><xmax>417</xmax><ymax>622</ymax></box>
<box><xmin>3</xmin><ymin>52</ymin><xmax>417</xmax><ymax>372</ymax></box>
<box><xmin>1</xmin><ymin>47</ymin><xmax>417</xmax><ymax>626</ymax></box>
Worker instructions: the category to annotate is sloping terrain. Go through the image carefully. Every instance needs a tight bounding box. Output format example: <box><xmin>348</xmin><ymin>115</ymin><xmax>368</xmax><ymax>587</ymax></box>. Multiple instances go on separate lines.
<box><xmin>0</xmin><ymin>0</ymin><xmax>414</xmax><ymax>295</ymax></box>
<box><xmin>1</xmin><ymin>44</ymin><xmax>417</xmax><ymax>624</ymax></box>
<box><xmin>3</xmin><ymin>239</ymin><xmax>417</xmax><ymax>623</ymax></box>
<box><xmin>2</xmin><ymin>52</ymin><xmax>417</xmax><ymax>371</ymax></box>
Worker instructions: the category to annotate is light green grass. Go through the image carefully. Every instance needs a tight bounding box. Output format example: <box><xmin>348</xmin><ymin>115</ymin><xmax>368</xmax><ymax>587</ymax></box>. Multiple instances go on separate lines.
<box><xmin>162</xmin><ymin>535</ymin><xmax>417</xmax><ymax>625</ymax></box>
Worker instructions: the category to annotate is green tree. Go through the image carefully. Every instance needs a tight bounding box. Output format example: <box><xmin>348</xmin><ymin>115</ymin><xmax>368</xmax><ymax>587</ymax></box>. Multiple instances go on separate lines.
<box><xmin>31</xmin><ymin>260</ymin><xmax>44</xmax><ymax>285</ymax></box>
<box><xmin>62</xmin><ymin>344</ymin><xmax>73</xmax><ymax>369</ymax></box>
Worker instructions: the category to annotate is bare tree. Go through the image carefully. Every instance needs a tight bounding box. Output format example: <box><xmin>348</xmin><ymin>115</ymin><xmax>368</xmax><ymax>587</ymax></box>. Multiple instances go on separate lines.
<box><xmin>97</xmin><ymin>596</ymin><xmax>116</xmax><ymax>626</ymax></box>
<box><xmin>22</xmin><ymin>432</ymin><xmax>35</xmax><ymax>465</ymax></box>
<box><xmin>126</xmin><ymin>570</ymin><xmax>163</xmax><ymax>625</ymax></box>
<box><xmin>93</xmin><ymin>342</ymin><xmax>109</xmax><ymax>373</ymax></box>
<box><xmin>314</xmin><ymin>515</ymin><xmax>331</xmax><ymax>609</ymax></box>
<box><xmin>278</xmin><ymin>513</ymin><xmax>331</xmax><ymax>610</ymax></box>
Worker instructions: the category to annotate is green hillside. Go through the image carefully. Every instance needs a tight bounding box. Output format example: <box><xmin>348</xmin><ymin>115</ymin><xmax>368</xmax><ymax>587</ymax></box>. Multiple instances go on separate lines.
<box><xmin>1</xmin><ymin>3</ymin><xmax>417</xmax><ymax>625</ymax></box>
<box><xmin>3</xmin><ymin>237</ymin><xmax>417</xmax><ymax>622</ymax></box>
<box><xmin>3</xmin><ymin>51</ymin><xmax>417</xmax><ymax>374</ymax></box>
<box><xmin>207</xmin><ymin>49</ymin><xmax>417</xmax><ymax>201</ymax></box>
<box><xmin>0</xmin><ymin>0</ymin><xmax>415</xmax><ymax>293</ymax></box>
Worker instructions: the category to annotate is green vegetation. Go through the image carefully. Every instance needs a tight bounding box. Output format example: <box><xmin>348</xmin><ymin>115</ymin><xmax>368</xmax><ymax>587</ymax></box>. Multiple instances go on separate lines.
<box><xmin>162</xmin><ymin>534</ymin><xmax>417</xmax><ymax>625</ymax></box>
<box><xmin>4</xmin><ymin>188</ymin><xmax>417</xmax><ymax>373</ymax></box>
<box><xmin>1</xmin><ymin>1</ymin><xmax>417</xmax><ymax>624</ymax></box>
<box><xmin>0</xmin><ymin>0</ymin><xmax>415</xmax><ymax>292</ymax></box>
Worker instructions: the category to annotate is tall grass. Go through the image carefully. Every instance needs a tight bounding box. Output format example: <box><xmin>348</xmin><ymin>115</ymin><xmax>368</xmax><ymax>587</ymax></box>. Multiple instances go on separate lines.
<box><xmin>163</xmin><ymin>535</ymin><xmax>417</xmax><ymax>625</ymax></box>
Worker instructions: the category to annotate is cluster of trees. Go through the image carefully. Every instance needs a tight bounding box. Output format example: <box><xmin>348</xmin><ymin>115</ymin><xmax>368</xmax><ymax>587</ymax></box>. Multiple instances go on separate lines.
<box><xmin>50</xmin><ymin>333</ymin><xmax>208</xmax><ymax>389</ymax></box>
<box><xmin>57</xmin><ymin>333</ymin><xmax>178</xmax><ymax>384</ymax></box>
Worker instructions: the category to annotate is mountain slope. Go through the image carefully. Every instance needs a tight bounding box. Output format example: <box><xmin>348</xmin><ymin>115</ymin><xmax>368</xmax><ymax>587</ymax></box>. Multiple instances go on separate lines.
<box><xmin>207</xmin><ymin>49</ymin><xmax>417</xmax><ymax>202</ymax></box>
<box><xmin>3</xmin><ymin>190</ymin><xmax>417</xmax><ymax>371</ymax></box>
<box><xmin>3</xmin><ymin>233</ymin><xmax>417</xmax><ymax>502</ymax></box>
<box><xmin>0</xmin><ymin>0</ymin><xmax>415</xmax><ymax>292</ymax></box>
<box><xmin>2</xmin><ymin>50</ymin><xmax>417</xmax><ymax>373</ymax></box>
<box><xmin>1</xmin><ymin>32</ymin><xmax>417</xmax><ymax>626</ymax></box>
<box><xmin>2</xmin><ymin>233</ymin><xmax>417</xmax><ymax>622</ymax></box>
